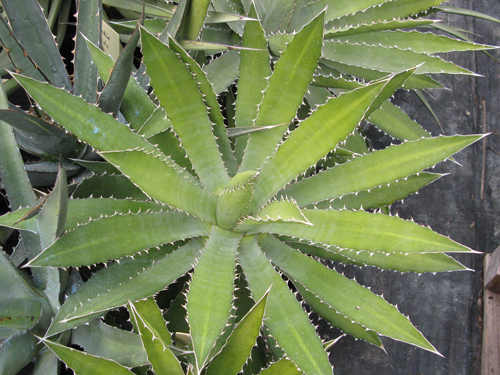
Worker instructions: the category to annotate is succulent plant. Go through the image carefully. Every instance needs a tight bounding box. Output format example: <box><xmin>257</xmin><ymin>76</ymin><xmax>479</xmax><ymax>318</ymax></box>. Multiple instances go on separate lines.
<box><xmin>0</xmin><ymin>7</ymin><xmax>486</xmax><ymax>374</ymax></box>
<box><xmin>0</xmin><ymin>1</ymin><xmax>497</xmax><ymax>374</ymax></box>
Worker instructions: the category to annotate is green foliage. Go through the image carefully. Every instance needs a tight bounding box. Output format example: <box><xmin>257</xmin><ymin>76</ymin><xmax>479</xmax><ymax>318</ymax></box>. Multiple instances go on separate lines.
<box><xmin>0</xmin><ymin>1</ymin><xmax>497</xmax><ymax>374</ymax></box>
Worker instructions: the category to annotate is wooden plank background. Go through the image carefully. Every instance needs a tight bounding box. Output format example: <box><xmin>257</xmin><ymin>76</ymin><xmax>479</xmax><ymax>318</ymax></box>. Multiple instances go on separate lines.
<box><xmin>325</xmin><ymin>1</ymin><xmax>500</xmax><ymax>374</ymax></box>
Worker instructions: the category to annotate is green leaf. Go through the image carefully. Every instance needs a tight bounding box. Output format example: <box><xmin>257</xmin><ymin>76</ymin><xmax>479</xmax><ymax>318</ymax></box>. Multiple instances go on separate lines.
<box><xmin>0</xmin><ymin>84</ymin><xmax>36</xmax><ymax>211</ymax></box>
<box><xmin>235</xmin><ymin>4</ymin><xmax>272</xmax><ymax>164</ymax></box>
<box><xmin>71</xmin><ymin>319</ymin><xmax>148</xmax><ymax>368</ymax></box>
<box><xmin>72</xmin><ymin>174</ymin><xmax>148</xmax><ymax>201</ymax></box>
<box><xmin>257</xmin><ymin>358</ymin><xmax>302</xmax><ymax>375</ymax></box>
<box><xmin>47</xmin><ymin>239</ymin><xmax>204</xmax><ymax>336</ymax></box>
<box><xmin>187</xmin><ymin>226</ymin><xmax>242</xmax><ymax>371</ymax></box>
<box><xmin>37</xmin><ymin>163</ymin><xmax>68</xmax><ymax>250</ymax></box>
<box><xmin>28</xmin><ymin>211</ymin><xmax>210</xmax><ymax>267</ymax></box>
<box><xmin>128</xmin><ymin>300</ymin><xmax>184</xmax><ymax>375</ymax></box>
<box><xmin>98</xmin><ymin>24</ymin><xmax>141</xmax><ymax>116</ymax></box>
<box><xmin>437</xmin><ymin>6</ymin><xmax>500</xmax><ymax>24</ymax></box>
<box><xmin>111</xmin><ymin>18</ymin><xmax>167</xmax><ymax>35</ymax></box>
<box><xmin>294</xmin><ymin>280</ymin><xmax>383</xmax><ymax>346</ymax></box>
<box><xmin>236</xmin><ymin>200</ymin><xmax>311</xmax><ymax>233</ymax></box>
<box><xmin>64</xmin><ymin>198</ymin><xmax>165</xmax><ymax>230</ymax></box>
<box><xmin>217</xmin><ymin>170</ymin><xmax>259</xmax><ymax>230</ymax></box>
<box><xmin>103</xmin><ymin>150</ymin><xmax>217</xmax><ymax>223</ymax></box>
<box><xmin>287</xmin><ymin>240</ymin><xmax>468</xmax><ymax>273</ymax></box>
<box><xmin>206</xmin><ymin>288</ymin><xmax>270</xmax><ymax>375</ymax></box>
<box><xmin>0</xmin><ymin>198</ymin><xmax>164</xmax><ymax>233</ymax></box>
<box><xmin>239</xmin><ymin>11</ymin><xmax>325</xmax><ymax>173</ymax></box>
<box><xmin>2</xmin><ymin>0</ymin><xmax>72</xmax><ymax>90</ymax></box>
<box><xmin>179</xmin><ymin>0</ymin><xmax>210</xmax><ymax>40</ymax></box>
<box><xmin>0</xmin><ymin>15</ymin><xmax>45</xmax><ymax>82</ymax></box>
<box><xmin>70</xmin><ymin>160</ymin><xmax>120</xmax><ymax>175</ymax></box>
<box><xmin>293</xmin><ymin>0</ymin><xmax>387</xmax><ymax>24</ymax></box>
<box><xmin>203</xmin><ymin>50</ymin><xmax>240</xmax><ymax>94</ymax></box>
<box><xmin>167</xmin><ymin>36</ymin><xmax>238</xmax><ymax>176</ymax></box>
<box><xmin>73</xmin><ymin>0</ymin><xmax>100</xmax><ymax>103</ymax></box>
<box><xmin>324</xmin><ymin>18</ymin><xmax>435</xmax><ymax>38</ymax></box>
<box><xmin>141</xmin><ymin>28</ymin><xmax>229</xmax><ymax>193</ymax></box>
<box><xmin>238</xmin><ymin>236</ymin><xmax>332</xmax><ymax>375</ymax></box>
<box><xmin>320</xmin><ymin>58</ymin><xmax>445</xmax><ymax>90</ymax></box>
<box><xmin>137</xmin><ymin>106</ymin><xmax>170</xmax><ymax>138</ymax></box>
<box><xmin>322</xmin><ymin>41</ymin><xmax>478</xmax><ymax>76</ymax></box>
<box><xmin>331</xmin><ymin>30</ymin><xmax>498</xmax><ymax>53</ymax></box>
<box><xmin>228</xmin><ymin>125</ymin><xmax>286</xmax><ymax>138</ymax></box>
<box><xmin>251</xmin><ymin>78</ymin><xmax>390</xmax><ymax>210</ymax></box>
<box><xmin>131</xmin><ymin>297</ymin><xmax>173</xmax><ymax>346</ymax></box>
<box><xmin>0</xmin><ymin>250</ymin><xmax>43</xmax><ymax>304</ymax></box>
<box><xmin>103</xmin><ymin>0</ymin><xmax>175</xmax><ymax>18</ymax></box>
<box><xmin>179</xmin><ymin>39</ymin><xmax>254</xmax><ymax>51</ymax></box>
<box><xmin>368</xmin><ymin>101</ymin><xmax>431</xmax><ymax>141</ymax></box>
<box><xmin>0</xmin><ymin>332</ymin><xmax>39</xmax><ymax>375</ymax></box>
<box><xmin>319</xmin><ymin>172</ymin><xmax>443</xmax><ymax>211</ymax></box>
<box><xmin>0</xmin><ymin>110</ymin><xmax>84</xmax><ymax>160</ymax></box>
<box><xmin>13</xmin><ymin>74</ymin><xmax>159</xmax><ymax>153</ymax></box>
<box><xmin>0</xmin><ymin>298</ymin><xmax>41</xmax><ymax>337</ymax></box>
<box><xmin>147</xmin><ymin>129</ymin><xmax>196</xmax><ymax>175</ymax></box>
<box><xmin>41</xmin><ymin>337</ymin><xmax>136</xmax><ymax>375</ymax></box>
<box><xmin>325</xmin><ymin>0</ymin><xmax>444</xmax><ymax>31</ymax></box>
<box><xmin>87</xmin><ymin>40</ymin><xmax>156</xmax><ymax>130</ymax></box>
<box><xmin>283</xmin><ymin>135</ymin><xmax>483</xmax><ymax>206</ymax></box>
<box><xmin>161</xmin><ymin>0</ymin><xmax>188</xmax><ymax>40</ymax></box>
<box><xmin>258</xmin><ymin>235</ymin><xmax>438</xmax><ymax>353</ymax></box>
<box><xmin>249</xmin><ymin>209</ymin><xmax>476</xmax><ymax>254</ymax></box>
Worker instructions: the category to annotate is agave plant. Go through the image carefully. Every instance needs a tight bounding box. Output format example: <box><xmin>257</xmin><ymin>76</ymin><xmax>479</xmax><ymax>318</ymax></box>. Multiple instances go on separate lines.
<box><xmin>0</xmin><ymin>5</ymin><xmax>486</xmax><ymax>374</ymax></box>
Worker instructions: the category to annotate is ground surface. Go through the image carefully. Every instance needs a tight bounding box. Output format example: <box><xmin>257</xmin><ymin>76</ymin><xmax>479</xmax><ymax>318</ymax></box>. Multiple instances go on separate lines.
<box><xmin>327</xmin><ymin>1</ymin><xmax>500</xmax><ymax>374</ymax></box>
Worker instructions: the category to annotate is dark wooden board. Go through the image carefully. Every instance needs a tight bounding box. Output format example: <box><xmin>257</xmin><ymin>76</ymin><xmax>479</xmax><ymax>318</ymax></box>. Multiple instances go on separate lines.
<box><xmin>482</xmin><ymin>254</ymin><xmax>500</xmax><ymax>375</ymax></box>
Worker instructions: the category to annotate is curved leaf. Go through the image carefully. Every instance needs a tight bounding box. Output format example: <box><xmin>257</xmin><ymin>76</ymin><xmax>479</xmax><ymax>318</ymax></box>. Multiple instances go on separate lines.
<box><xmin>368</xmin><ymin>101</ymin><xmax>431</xmax><ymax>141</ymax></box>
<box><xmin>287</xmin><ymin>241</ymin><xmax>468</xmax><ymax>272</ymax></box>
<box><xmin>259</xmin><ymin>235</ymin><xmax>438</xmax><ymax>353</ymax></box>
<box><xmin>239</xmin><ymin>11</ymin><xmax>325</xmax><ymax>173</ymax></box>
<box><xmin>258</xmin><ymin>358</ymin><xmax>302</xmax><ymax>375</ymax></box>
<box><xmin>251</xmin><ymin>79</ymin><xmax>389</xmax><ymax>210</ymax></box>
<box><xmin>47</xmin><ymin>239</ymin><xmax>204</xmax><ymax>336</ymax></box>
<box><xmin>168</xmin><ymin>37</ymin><xmax>238</xmax><ymax>176</ymax></box>
<box><xmin>28</xmin><ymin>211</ymin><xmax>210</xmax><ymax>267</ymax></box>
<box><xmin>102</xmin><ymin>150</ymin><xmax>217</xmax><ymax>222</ymax></box>
<box><xmin>238</xmin><ymin>236</ymin><xmax>333</xmax><ymax>375</ymax></box>
<box><xmin>187</xmin><ymin>226</ymin><xmax>241</xmax><ymax>371</ymax></box>
<box><xmin>87</xmin><ymin>39</ymin><xmax>157</xmax><ymax>130</ymax></box>
<box><xmin>0</xmin><ymin>110</ymin><xmax>84</xmax><ymax>160</ymax></box>
<box><xmin>332</xmin><ymin>30</ymin><xmax>498</xmax><ymax>53</ymax></box>
<box><xmin>249</xmin><ymin>209</ymin><xmax>476</xmax><ymax>254</ymax></box>
<box><xmin>318</xmin><ymin>172</ymin><xmax>443</xmax><ymax>212</ymax></box>
<box><xmin>73</xmin><ymin>0</ymin><xmax>100</xmax><ymax>103</ymax></box>
<box><xmin>283</xmin><ymin>135</ymin><xmax>483</xmax><ymax>206</ymax></box>
<box><xmin>322</xmin><ymin>41</ymin><xmax>478</xmax><ymax>76</ymax></box>
<box><xmin>98</xmin><ymin>24</ymin><xmax>140</xmax><ymax>116</ymax></box>
<box><xmin>128</xmin><ymin>300</ymin><xmax>184</xmax><ymax>375</ymax></box>
<box><xmin>2</xmin><ymin>0</ymin><xmax>72</xmax><ymax>90</ymax></box>
<box><xmin>41</xmin><ymin>338</ymin><xmax>135</xmax><ymax>375</ymax></box>
<box><xmin>292</xmin><ymin>281</ymin><xmax>382</xmax><ymax>346</ymax></box>
<box><xmin>141</xmin><ymin>27</ymin><xmax>229</xmax><ymax>193</ymax></box>
<box><xmin>206</xmin><ymin>288</ymin><xmax>269</xmax><ymax>375</ymax></box>
<box><xmin>71</xmin><ymin>319</ymin><xmax>148</xmax><ymax>368</ymax></box>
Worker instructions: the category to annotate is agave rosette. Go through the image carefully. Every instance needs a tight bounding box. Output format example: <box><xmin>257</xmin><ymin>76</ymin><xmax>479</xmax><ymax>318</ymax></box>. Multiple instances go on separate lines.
<box><xmin>0</xmin><ymin>7</ymin><xmax>485</xmax><ymax>375</ymax></box>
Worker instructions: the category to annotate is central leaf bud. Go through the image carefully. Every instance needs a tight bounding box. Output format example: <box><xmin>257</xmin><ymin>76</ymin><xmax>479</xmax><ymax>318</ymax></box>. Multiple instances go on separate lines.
<box><xmin>216</xmin><ymin>170</ymin><xmax>259</xmax><ymax>230</ymax></box>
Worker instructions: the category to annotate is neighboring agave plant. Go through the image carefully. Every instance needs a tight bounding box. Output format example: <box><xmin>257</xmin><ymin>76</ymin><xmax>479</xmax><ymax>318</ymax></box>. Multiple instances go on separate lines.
<box><xmin>0</xmin><ymin>6</ymin><xmax>486</xmax><ymax>374</ymax></box>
